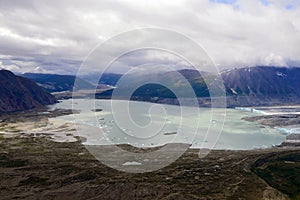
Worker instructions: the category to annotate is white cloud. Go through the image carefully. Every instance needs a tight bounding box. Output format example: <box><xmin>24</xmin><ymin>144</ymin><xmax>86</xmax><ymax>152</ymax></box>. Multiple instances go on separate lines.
<box><xmin>0</xmin><ymin>61</ymin><xmax>20</xmax><ymax>71</ymax></box>
<box><xmin>0</xmin><ymin>0</ymin><xmax>299</xmax><ymax>74</ymax></box>
<box><xmin>264</xmin><ymin>53</ymin><xmax>287</xmax><ymax>66</ymax></box>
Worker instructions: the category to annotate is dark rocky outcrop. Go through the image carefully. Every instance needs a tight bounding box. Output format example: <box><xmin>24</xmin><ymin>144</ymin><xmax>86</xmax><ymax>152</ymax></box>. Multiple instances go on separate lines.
<box><xmin>0</xmin><ymin>70</ymin><xmax>57</xmax><ymax>113</ymax></box>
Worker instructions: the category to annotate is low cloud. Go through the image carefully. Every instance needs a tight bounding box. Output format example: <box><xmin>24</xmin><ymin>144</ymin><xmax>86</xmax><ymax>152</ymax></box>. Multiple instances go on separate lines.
<box><xmin>0</xmin><ymin>0</ymin><xmax>299</xmax><ymax>74</ymax></box>
<box><xmin>0</xmin><ymin>61</ymin><xmax>20</xmax><ymax>71</ymax></box>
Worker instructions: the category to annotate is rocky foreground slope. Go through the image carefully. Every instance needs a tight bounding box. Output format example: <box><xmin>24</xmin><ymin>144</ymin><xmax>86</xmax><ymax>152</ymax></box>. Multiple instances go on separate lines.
<box><xmin>0</xmin><ymin>135</ymin><xmax>298</xmax><ymax>200</ymax></box>
<box><xmin>0</xmin><ymin>70</ymin><xmax>57</xmax><ymax>113</ymax></box>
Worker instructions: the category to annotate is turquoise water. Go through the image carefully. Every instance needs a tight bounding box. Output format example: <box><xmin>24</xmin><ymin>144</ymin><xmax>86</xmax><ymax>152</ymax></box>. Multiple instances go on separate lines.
<box><xmin>50</xmin><ymin>99</ymin><xmax>286</xmax><ymax>150</ymax></box>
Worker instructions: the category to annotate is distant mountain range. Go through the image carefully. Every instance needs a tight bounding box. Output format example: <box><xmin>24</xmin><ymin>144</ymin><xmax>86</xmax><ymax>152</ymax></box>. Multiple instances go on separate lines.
<box><xmin>0</xmin><ymin>70</ymin><xmax>57</xmax><ymax>113</ymax></box>
<box><xmin>94</xmin><ymin>66</ymin><xmax>300</xmax><ymax>107</ymax></box>
<box><xmin>21</xmin><ymin>73</ymin><xmax>94</xmax><ymax>93</ymax></box>
<box><xmin>19</xmin><ymin>66</ymin><xmax>300</xmax><ymax>107</ymax></box>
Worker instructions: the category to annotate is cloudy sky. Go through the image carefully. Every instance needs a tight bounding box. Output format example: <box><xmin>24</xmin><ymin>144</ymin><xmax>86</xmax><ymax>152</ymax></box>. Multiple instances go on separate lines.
<box><xmin>0</xmin><ymin>0</ymin><xmax>300</xmax><ymax>74</ymax></box>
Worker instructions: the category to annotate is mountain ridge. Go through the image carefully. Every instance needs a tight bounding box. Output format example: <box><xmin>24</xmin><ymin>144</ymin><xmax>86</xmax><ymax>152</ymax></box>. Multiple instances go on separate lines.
<box><xmin>21</xmin><ymin>66</ymin><xmax>300</xmax><ymax>107</ymax></box>
<box><xmin>21</xmin><ymin>73</ymin><xmax>94</xmax><ymax>93</ymax></box>
<box><xmin>0</xmin><ymin>70</ymin><xmax>57</xmax><ymax>113</ymax></box>
<box><xmin>222</xmin><ymin>66</ymin><xmax>300</xmax><ymax>107</ymax></box>
<box><xmin>93</xmin><ymin>66</ymin><xmax>300</xmax><ymax>107</ymax></box>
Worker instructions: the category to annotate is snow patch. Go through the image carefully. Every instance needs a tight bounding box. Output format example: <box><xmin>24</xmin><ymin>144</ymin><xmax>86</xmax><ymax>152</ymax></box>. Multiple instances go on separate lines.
<box><xmin>276</xmin><ymin>71</ymin><xmax>287</xmax><ymax>77</ymax></box>
<box><xmin>230</xmin><ymin>88</ymin><xmax>238</xmax><ymax>94</ymax></box>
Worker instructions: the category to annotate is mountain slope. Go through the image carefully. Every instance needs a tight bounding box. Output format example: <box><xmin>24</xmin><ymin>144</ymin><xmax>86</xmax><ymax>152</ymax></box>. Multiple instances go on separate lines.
<box><xmin>0</xmin><ymin>70</ymin><xmax>57</xmax><ymax>113</ymax></box>
<box><xmin>222</xmin><ymin>66</ymin><xmax>300</xmax><ymax>106</ymax></box>
<box><xmin>22</xmin><ymin>73</ymin><xmax>94</xmax><ymax>93</ymax></box>
<box><xmin>95</xmin><ymin>66</ymin><xmax>300</xmax><ymax>107</ymax></box>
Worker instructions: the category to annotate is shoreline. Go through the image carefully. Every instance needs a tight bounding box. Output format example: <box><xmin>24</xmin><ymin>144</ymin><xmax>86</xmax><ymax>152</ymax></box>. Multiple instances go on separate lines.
<box><xmin>0</xmin><ymin>106</ymin><xmax>299</xmax><ymax>199</ymax></box>
<box><xmin>2</xmin><ymin>100</ymin><xmax>298</xmax><ymax>150</ymax></box>
<box><xmin>53</xmin><ymin>89</ymin><xmax>300</xmax><ymax>108</ymax></box>
<box><xmin>0</xmin><ymin>107</ymin><xmax>292</xmax><ymax>150</ymax></box>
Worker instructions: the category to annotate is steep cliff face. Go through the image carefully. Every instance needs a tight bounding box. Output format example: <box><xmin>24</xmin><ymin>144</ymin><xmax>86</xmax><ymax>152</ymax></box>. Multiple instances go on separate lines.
<box><xmin>0</xmin><ymin>70</ymin><xmax>57</xmax><ymax>113</ymax></box>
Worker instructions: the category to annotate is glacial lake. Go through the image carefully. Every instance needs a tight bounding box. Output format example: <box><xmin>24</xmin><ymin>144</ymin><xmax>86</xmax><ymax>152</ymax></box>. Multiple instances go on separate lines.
<box><xmin>50</xmin><ymin>99</ymin><xmax>288</xmax><ymax>150</ymax></box>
